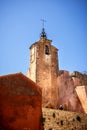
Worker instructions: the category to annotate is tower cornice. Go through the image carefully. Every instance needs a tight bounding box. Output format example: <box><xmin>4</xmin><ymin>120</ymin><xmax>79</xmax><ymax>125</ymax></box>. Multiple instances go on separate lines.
<box><xmin>29</xmin><ymin>38</ymin><xmax>52</xmax><ymax>49</ymax></box>
<box><xmin>38</xmin><ymin>38</ymin><xmax>52</xmax><ymax>43</ymax></box>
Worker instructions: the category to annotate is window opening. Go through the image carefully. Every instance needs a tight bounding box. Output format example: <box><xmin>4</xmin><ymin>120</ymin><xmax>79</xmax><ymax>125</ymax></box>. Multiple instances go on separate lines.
<box><xmin>45</xmin><ymin>45</ymin><xmax>49</xmax><ymax>55</ymax></box>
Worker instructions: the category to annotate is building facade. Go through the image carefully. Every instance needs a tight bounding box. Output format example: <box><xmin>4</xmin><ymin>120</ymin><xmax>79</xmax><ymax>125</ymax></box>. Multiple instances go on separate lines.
<box><xmin>27</xmin><ymin>28</ymin><xmax>59</xmax><ymax>108</ymax></box>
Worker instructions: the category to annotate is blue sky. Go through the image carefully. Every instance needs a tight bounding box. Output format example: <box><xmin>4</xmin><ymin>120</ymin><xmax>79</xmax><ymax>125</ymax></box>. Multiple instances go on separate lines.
<box><xmin>0</xmin><ymin>0</ymin><xmax>87</xmax><ymax>75</ymax></box>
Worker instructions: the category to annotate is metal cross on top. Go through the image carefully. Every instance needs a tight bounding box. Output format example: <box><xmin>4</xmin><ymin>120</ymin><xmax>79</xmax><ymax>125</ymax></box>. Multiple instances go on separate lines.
<box><xmin>40</xmin><ymin>19</ymin><xmax>47</xmax><ymax>38</ymax></box>
<box><xmin>41</xmin><ymin>19</ymin><xmax>46</xmax><ymax>28</ymax></box>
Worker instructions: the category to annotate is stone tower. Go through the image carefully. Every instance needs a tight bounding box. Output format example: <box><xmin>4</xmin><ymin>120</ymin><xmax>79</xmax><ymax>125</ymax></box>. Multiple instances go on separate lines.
<box><xmin>27</xmin><ymin>28</ymin><xmax>59</xmax><ymax>108</ymax></box>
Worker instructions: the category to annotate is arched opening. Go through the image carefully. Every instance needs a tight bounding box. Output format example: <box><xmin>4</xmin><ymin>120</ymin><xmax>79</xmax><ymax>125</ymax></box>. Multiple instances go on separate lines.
<box><xmin>45</xmin><ymin>45</ymin><xmax>49</xmax><ymax>55</ymax></box>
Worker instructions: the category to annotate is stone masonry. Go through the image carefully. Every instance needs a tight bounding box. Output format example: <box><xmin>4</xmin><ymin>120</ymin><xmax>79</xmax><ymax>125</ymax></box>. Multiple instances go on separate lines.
<box><xmin>27</xmin><ymin>37</ymin><xmax>59</xmax><ymax>108</ymax></box>
<box><xmin>42</xmin><ymin>108</ymin><xmax>87</xmax><ymax>130</ymax></box>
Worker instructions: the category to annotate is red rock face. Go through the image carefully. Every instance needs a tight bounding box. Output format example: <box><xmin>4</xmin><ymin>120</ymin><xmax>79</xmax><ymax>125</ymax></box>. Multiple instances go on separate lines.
<box><xmin>0</xmin><ymin>73</ymin><xmax>42</xmax><ymax>130</ymax></box>
<box><xmin>57</xmin><ymin>71</ymin><xmax>85</xmax><ymax>113</ymax></box>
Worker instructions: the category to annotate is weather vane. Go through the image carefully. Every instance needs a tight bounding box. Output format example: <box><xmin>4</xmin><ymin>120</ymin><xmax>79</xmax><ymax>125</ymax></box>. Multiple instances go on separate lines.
<box><xmin>41</xmin><ymin>19</ymin><xmax>46</xmax><ymax>28</ymax></box>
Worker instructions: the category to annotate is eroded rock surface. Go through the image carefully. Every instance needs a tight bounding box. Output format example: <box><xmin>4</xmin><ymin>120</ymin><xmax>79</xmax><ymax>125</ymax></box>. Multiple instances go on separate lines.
<box><xmin>0</xmin><ymin>73</ymin><xmax>42</xmax><ymax>130</ymax></box>
<box><xmin>57</xmin><ymin>70</ymin><xmax>87</xmax><ymax>113</ymax></box>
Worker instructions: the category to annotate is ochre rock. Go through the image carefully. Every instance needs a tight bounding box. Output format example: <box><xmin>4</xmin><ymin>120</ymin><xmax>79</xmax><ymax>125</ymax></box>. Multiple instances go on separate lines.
<box><xmin>0</xmin><ymin>73</ymin><xmax>42</xmax><ymax>130</ymax></box>
<box><xmin>75</xmin><ymin>86</ymin><xmax>87</xmax><ymax>113</ymax></box>
<box><xmin>57</xmin><ymin>70</ymin><xmax>86</xmax><ymax>113</ymax></box>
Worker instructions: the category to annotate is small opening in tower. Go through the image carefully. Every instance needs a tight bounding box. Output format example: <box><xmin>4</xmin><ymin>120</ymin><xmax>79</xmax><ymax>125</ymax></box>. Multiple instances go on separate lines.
<box><xmin>45</xmin><ymin>45</ymin><xmax>49</xmax><ymax>55</ymax></box>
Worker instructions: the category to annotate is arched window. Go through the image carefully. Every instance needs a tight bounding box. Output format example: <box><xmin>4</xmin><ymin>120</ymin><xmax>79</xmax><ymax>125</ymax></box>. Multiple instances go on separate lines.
<box><xmin>45</xmin><ymin>45</ymin><xmax>49</xmax><ymax>55</ymax></box>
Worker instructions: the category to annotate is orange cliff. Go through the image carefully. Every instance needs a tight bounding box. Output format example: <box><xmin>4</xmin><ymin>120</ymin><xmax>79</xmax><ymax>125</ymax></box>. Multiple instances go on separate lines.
<box><xmin>0</xmin><ymin>73</ymin><xmax>42</xmax><ymax>130</ymax></box>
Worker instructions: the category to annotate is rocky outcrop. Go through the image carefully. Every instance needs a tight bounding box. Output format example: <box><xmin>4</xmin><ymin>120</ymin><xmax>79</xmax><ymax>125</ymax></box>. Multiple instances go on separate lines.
<box><xmin>75</xmin><ymin>86</ymin><xmax>87</xmax><ymax>113</ymax></box>
<box><xmin>0</xmin><ymin>73</ymin><xmax>42</xmax><ymax>130</ymax></box>
<box><xmin>57</xmin><ymin>70</ymin><xmax>87</xmax><ymax>113</ymax></box>
<box><xmin>71</xmin><ymin>71</ymin><xmax>87</xmax><ymax>86</ymax></box>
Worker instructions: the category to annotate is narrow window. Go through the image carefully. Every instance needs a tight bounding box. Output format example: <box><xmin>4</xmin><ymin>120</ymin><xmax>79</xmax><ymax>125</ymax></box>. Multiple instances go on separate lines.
<box><xmin>45</xmin><ymin>45</ymin><xmax>49</xmax><ymax>55</ymax></box>
<box><xmin>37</xmin><ymin>45</ymin><xmax>39</xmax><ymax>51</ymax></box>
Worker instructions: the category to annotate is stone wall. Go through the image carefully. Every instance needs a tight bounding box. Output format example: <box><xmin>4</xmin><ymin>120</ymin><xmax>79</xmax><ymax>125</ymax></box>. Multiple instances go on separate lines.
<box><xmin>27</xmin><ymin>38</ymin><xmax>59</xmax><ymax>108</ymax></box>
<box><xmin>42</xmin><ymin>108</ymin><xmax>87</xmax><ymax>130</ymax></box>
<box><xmin>27</xmin><ymin>44</ymin><xmax>37</xmax><ymax>82</ymax></box>
<box><xmin>71</xmin><ymin>71</ymin><xmax>87</xmax><ymax>86</ymax></box>
<box><xmin>36</xmin><ymin>38</ymin><xmax>59</xmax><ymax>108</ymax></box>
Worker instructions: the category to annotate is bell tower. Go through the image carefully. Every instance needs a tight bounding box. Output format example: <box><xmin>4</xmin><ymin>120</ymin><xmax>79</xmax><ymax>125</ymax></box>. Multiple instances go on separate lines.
<box><xmin>27</xmin><ymin>27</ymin><xmax>59</xmax><ymax>108</ymax></box>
